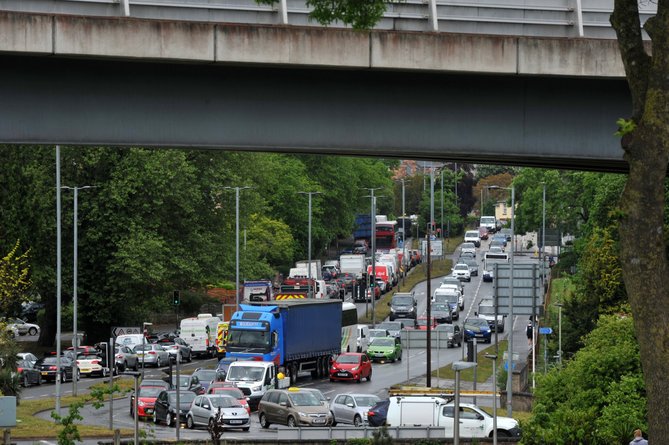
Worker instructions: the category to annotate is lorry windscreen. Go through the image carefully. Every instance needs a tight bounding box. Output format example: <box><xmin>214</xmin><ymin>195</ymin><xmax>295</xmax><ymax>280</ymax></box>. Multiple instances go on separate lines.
<box><xmin>227</xmin><ymin>328</ymin><xmax>271</xmax><ymax>352</ymax></box>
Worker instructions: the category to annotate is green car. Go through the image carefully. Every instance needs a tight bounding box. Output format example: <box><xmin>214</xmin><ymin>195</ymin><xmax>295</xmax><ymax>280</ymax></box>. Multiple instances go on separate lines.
<box><xmin>367</xmin><ymin>336</ymin><xmax>402</xmax><ymax>363</ymax></box>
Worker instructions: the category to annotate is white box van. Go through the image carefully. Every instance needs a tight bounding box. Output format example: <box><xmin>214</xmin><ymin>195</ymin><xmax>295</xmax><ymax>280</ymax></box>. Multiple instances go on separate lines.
<box><xmin>386</xmin><ymin>396</ymin><xmax>521</xmax><ymax>438</ymax></box>
<box><xmin>180</xmin><ymin>314</ymin><xmax>221</xmax><ymax>358</ymax></box>
<box><xmin>464</xmin><ymin>230</ymin><xmax>481</xmax><ymax>247</ymax></box>
<box><xmin>225</xmin><ymin>360</ymin><xmax>288</xmax><ymax>410</ymax></box>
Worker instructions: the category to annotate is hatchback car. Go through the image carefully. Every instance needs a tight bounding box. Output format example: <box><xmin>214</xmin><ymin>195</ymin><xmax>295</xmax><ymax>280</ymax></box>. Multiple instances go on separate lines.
<box><xmin>130</xmin><ymin>385</ymin><xmax>164</xmax><ymax>419</ymax></box>
<box><xmin>329</xmin><ymin>353</ymin><xmax>372</xmax><ymax>383</ymax></box>
<box><xmin>206</xmin><ymin>385</ymin><xmax>250</xmax><ymax>414</ymax></box>
<box><xmin>460</xmin><ymin>242</ymin><xmax>477</xmax><ymax>257</ymax></box>
<box><xmin>366</xmin><ymin>337</ymin><xmax>402</xmax><ymax>363</ymax></box>
<box><xmin>463</xmin><ymin>317</ymin><xmax>492</xmax><ymax>343</ymax></box>
<box><xmin>153</xmin><ymin>389</ymin><xmax>197</xmax><ymax>426</ymax></box>
<box><xmin>186</xmin><ymin>394</ymin><xmax>250</xmax><ymax>431</ymax></box>
<box><xmin>169</xmin><ymin>374</ymin><xmax>205</xmax><ymax>394</ymax></box>
<box><xmin>434</xmin><ymin>323</ymin><xmax>463</xmax><ymax>348</ymax></box>
<box><xmin>366</xmin><ymin>399</ymin><xmax>390</xmax><ymax>427</ymax></box>
<box><xmin>431</xmin><ymin>302</ymin><xmax>454</xmax><ymax>324</ymax></box>
<box><xmin>134</xmin><ymin>344</ymin><xmax>170</xmax><ymax>368</ymax></box>
<box><xmin>331</xmin><ymin>393</ymin><xmax>381</xmax><ymax>427</ymax></box>
<box><xmin>463</xmin><ymin>258</ymin><xmax>479</xmax><ymax>276</ymax></box>
<box><xmin>156</xmin><ymin>338</ymin><xmax>192</xmax><ymax>363</ymax></box>
<box><xmin>258</xmin><ymin>388</ymin><xmax>333</xmax><ymax>428</ymax></box>
<box><xmin>114</xmin><ymin>345</ymin><xmax>138</xmax><ymax>372</ymax></box>
<box><xmin>7</xmin><ymin>318</ymin><xmax>40</xmax><ymax>336</ymax></box>
<box><xmin>76</xmin><ymin>354</ymin><xmax>110</xmax><ymax>378</ymax></box>
<box><xmin>368</xmin><ymin>328</ymin><xmax>391</xmax><ymax>340</ymax></box>
<box><xmin>35</xmin><ymin>356</ymin><xmax>77</xmax><ymax>383</ymax></box>
<box><xmin>16</xmin><ymin>359</ymin><xmax>42</xmax><ymax>387</ymax></box>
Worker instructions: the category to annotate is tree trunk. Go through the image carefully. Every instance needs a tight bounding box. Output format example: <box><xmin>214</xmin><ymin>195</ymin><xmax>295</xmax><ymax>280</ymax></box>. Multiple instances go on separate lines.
<box><xmin>613</xmin><ymin>1</ymin><xmax>669</xmax><ymax>441</ymax></box>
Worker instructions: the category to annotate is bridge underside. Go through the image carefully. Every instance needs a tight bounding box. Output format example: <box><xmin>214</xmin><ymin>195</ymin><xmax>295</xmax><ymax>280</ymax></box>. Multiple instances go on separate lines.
<box><xmin>0</xmin><ymin>56</ymin><xmax>630</xmax><ymax>172</ymax></box>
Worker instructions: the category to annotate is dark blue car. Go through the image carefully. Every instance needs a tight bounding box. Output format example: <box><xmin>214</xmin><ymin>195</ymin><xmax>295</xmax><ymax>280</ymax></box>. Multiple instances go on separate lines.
<box><xmin>463</xmin><ymin>317</ymin><xmax>492</xmax><ymax>343</ymax></box>
<box><xmin>367</xmin><ymin>399</ymin><xmax>390</xmax><ymax>427</ymax></box>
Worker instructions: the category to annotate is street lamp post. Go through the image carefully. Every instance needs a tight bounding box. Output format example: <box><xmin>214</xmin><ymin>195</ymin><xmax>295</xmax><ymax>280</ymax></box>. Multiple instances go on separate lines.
<box><xmin>298</xmin><ymin>191</ymin><xmax>321</xmax><ymax>298</ymax></box>
<box><xmin>55</xmin><ymin>146</ymin><xmax>63</xmax><ymax>416</ymax></box>
<box><xmin>363</xmin><ymin>188</ymin><xmax>382</xmax><ymax>327</ymax></box>
<box><xmin>62</xmin><ymin>185</ymin><xmax>95</xmax><ymax>397</ymax></box>
<box><xmin>487</xmin><ymin>185</ymin><xmax>515</xmax><ymax>416</ymax></box>
<box><xmin>400</xmin><ymin>179</ymin><xmax>406</xmax><ymax>287</ymax></box>
<box><xmin>452</xmin><ymin>361</ymin><xmax>478</xmax><ymax>445</ymax></box>
<box><xmin>485</xmin><ymin>354</ymin><xmax>498</xmax><ymax>445</ymax></box>
<box><xmin>223</xmin><ymin>186</ymin><xmax>252</xmax><ymax>311</ymax></box>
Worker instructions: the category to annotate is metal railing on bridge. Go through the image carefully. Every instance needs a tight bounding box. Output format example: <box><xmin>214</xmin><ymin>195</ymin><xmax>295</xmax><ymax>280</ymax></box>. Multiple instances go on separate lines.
<box><xmin>3</xmin><ymin>0</ymin><xmax>656</xmax><ymax>39</ymax></box>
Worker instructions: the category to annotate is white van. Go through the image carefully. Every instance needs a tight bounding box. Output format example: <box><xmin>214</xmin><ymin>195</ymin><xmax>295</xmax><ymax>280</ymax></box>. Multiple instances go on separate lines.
<box><xmin>225</xmin><ymin>361</ymin><xmax>289</xmax><ymax>410</ymax></box>
<box><xmin>356</xmin><ymin>325</ymin><xmax>370</xmax><ymax>353</ymax></box>
<box><xmin>179</xmin><ymin>314</ymin><xmax>221</xmax><ymax>358</ymax></box>
<box><xmin>114</xmin><ymin>334</ymin><xmax>145</xmax><ymax>350</ymax></box>
<box><xmin>464</xmin><ymin>230</ymin><xmax>481</xmax><ymax>247</ymax></box>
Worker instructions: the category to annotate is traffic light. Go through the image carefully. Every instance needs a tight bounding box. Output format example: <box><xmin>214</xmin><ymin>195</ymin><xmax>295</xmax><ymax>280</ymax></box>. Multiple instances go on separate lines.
<box><xmin>173</xmin><ymin>290</ymin><xmax>180</xmax><ymax>306</ymax></box>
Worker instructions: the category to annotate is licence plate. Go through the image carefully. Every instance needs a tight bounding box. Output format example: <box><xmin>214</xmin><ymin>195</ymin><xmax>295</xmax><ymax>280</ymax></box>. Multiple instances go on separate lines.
<box><xmin>313</xmin><ymin>418</ymin><xmax>325</xmax><ymax>424</ymax></box>
<box><xmin>374</xmin><ymin>354</ymin><xmax>384</xmax><ymax>357</ymax></box>
<box><xmin>81</xmin><ymin>369</ymin><xmax>91</xmax><ymax>373</ymax></box>
<box><xmin>41</xmin><ymin>372</ymin><xmax>48</xmax><ymax>376</ymax></box>
<box><xmin>337</xmin><ymin>372</ymin><xmax>348</xmax><ymax>377</ymax></box>
<box><xmin>229</xmin><ymin>420</ymin><xmax>243</xmax><ymax>424</ymax></box>
<box><xmin>475</xmin><ymin>334</ymin><xmax>484</xmax><ymax>337</ymax></box>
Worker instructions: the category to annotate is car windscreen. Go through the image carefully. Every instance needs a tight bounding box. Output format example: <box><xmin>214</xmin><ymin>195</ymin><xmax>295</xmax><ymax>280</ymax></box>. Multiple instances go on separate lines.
<box><xmin>432</xmin><ymin>303</ymin><xmax>450</xmax><ymax>312</ymax></box>
<box><xmin>138</xmin><ymin>386</ymin><xmax>163</xmax><ymax>398</ymax></box>
<box><xmin>336</xmin><ymin>355</ymin><xmax>361</xmax><ymax>364</ymax></box>
<box><xmin>377</xmin><ymin>322</ymin><xmax>400</xmax><ymax>331</ymax></box>
<box><xmin>170</xmin><ymin>392</ymin><xmax>196</xmax><ymax>405</ymax></box>
<box><xmin>289</xmin><ymin>392</ymin><xmax>321</xmax><ymax>406</ymax></box>
<box><xmin>226</xmin><ymin>366</ymin><xmax>265</xmax><ymax>382</ymax></box>
<box><xmin>391</xmin><ymin>296</ymin><xmax>413</xmax><ymax>306</ymax></box>
<box><xmin>370</xmin><ymin>338</ymin><xmax>394</xmax><ymax>347</ymax></box>
<box><xmin>210</xmin><ymin>396</ymin><xmax>242</xmax><ymax>408</ymax></box>
<box><xmin>354</xmin><ymin>395</ymin><xmax>380</xmax><ymax>407</ymax></box>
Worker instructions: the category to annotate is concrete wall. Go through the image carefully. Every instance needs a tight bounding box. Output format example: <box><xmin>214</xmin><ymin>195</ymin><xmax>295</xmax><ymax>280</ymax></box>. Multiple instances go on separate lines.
<box><xmin>0</xmin><ymin>11</ymin><xmax>626</xmax><ymax>78</ymax></box>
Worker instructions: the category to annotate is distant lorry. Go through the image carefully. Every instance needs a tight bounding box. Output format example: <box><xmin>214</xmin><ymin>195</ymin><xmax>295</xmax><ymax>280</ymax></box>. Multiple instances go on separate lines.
<box><xmin>180</xmin><ymin>313</ymin><xmax>221</xmax><ymax>358</ymax></box>
<box><xmin>385</xmin><ymin>396</ymin><xmax>521</xmax><ymax>438</ymax></box>
<box><xmin>225</xmin><ymin>360</ymin><xmax>289</xmax><ymax>410</ymax></box>
<box><xmin>367</xmin><ymin>264</ymin><xmax>392</xmax><ymax>291</ymax></box>
<box><xmin>295</xmin><ymin>260</ymin><xmax>322</xmax><ymax>280</ymax></box>
<box><xmin>280</xmin><ymin>276</ymin><xmax>326</xmax><ymax>299</ymax></box>
<box><xmin>480</xmin><ymin>215</ymin><xmax>497</xmax><ymax>233</ymax></box>
<box><xmin>477</xmin><ymin>298</ymin><xmax>505</xmax><ymax>333</ymax></box>
<box><xmin>339</xmin><ymin>254</ymin><xmax>367</xmax><ymax>279</ymax></box>
<box><xmin>226</xmin><ymin>300</ymin><xmax>342</xmax><ymax>386</ymax></box>
<box><xmin>242</xmin><ymin>280</ymin><xmax>273</xmax><ymax>302</ymax></box>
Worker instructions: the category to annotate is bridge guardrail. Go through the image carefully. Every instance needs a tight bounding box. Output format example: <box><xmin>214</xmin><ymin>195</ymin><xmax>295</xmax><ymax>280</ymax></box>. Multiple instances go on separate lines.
<box><xmin>2</xmin><ymin>0</ymin><xmax>656</xmax><ymax>39</ymax></box>
<box><xmin>276</xmin><ymin>425</ymin><xmax>446</xmax><ymax>440</ymax></box>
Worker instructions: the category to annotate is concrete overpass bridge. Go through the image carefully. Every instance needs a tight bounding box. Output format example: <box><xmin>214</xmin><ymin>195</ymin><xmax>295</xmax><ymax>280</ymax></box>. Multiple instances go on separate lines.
<box><xmin>0</xmin><ymin>1</ymin><xmax>657</xmax><ymax>172</ymax></box>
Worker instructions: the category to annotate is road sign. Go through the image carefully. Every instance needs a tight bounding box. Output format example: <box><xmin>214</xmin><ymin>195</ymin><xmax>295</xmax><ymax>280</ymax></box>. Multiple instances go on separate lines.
<box><xmin>112</xmin><ymin>326</ymin><xmax>141</xmax><ymax>337</ymax></box>
<box><xmin>421</xmin><ymin>239</ymin><xmax>443</xmax><ymax>257</ymax></box>
<box><xmin>539</xmin><ymin>327</ymin><xmax>553</xmax><ymax>335</ymax></box>
<box><xmin>494</xmin><ymin>263</ymin><xmax>544</xmax><ymax>316</ymax></box>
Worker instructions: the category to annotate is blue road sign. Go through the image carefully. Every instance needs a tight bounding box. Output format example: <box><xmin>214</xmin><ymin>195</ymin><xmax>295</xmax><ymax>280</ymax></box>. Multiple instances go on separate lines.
<box><xmin>539</xmin><ymin>327</ymin><xmax>553</xmax><ymax>335</ymax></box>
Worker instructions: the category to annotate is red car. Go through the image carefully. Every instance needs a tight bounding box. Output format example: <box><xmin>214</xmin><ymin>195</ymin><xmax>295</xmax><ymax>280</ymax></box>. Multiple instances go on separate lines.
<box><xmin>415</xmin><ymin>316</ymin><xmax>438</xmax><ymax>331</ymax></box>
<box><xmin>329</xmin><ymin>353</ymin><xmax>372</xmax><ymax>383</ymax></box>
<box><xmin>130</xmin><ymin>385</ymin><xmax>164</xmax><ymax>419</ymax></box>
<box><xmin>207</xmin><ymin>385</ymin><xmax>251</xmax><ymax>414</ymax></box>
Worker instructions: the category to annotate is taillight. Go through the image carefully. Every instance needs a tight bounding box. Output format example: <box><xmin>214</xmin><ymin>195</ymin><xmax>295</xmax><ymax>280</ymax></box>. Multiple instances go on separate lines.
<box><xmin>49</xmin><ymin>366</ymin><xmax>57</xmax><ymax>370</ymax></box>
<box><xmin>205</xmin><ymin>339</ymin><xmax>209</xmax><ymax>347</ymax></box>
<box><xmin>91</xmin><ymin>360</ymin><xmax>99</xmax><ymax>365</ymax></box>
<box><xmin>115</xmin><ymin>354</ymin><xmax>122</xmax><ymax>359</ymax></box>
<box><xmin>17</xmin><ymin>368</ymin><xmax>23</xmax><ymax>373</ymax></box>
<box><xmin>76</xmin><ymin>361</ymin><xmax>80</xmax><ymax>365</ymax></box>
<box><xmin>368</xmin><ymin>411</ymin><xmax>376</xmax><ymax>417</ymax></box>
<box><xmin>148</xmin><ymin>351</ymin><xmax>156</xmax><ymax>355</ymax></box>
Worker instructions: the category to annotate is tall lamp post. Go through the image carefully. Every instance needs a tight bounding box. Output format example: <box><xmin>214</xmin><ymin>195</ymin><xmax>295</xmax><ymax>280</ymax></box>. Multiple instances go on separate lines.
<box><xmin>399</xmin><ymin>179</ymin><xmax>407</xmax><ymax>288</ymax></box>
<box><xmin>363</xmin><ymin>188</ymin><xmax>382</xmax><ymax>327</ymax></box>
<box><xmin>61</xmin><ymin>185</ymin><xmax>96</xmax><ymax>396</ymax></box>
<box><xmin>55</xmin><ymin>146</ymin><xmax>63</xmax><ymax>416</ymax></box>
<box><xmin>223</xmin><ymin>186</ymin><xmax>252</xmax><ymax>311</ymax></box>
<box><xmin>485</xmin><ymin>353</ymin><xmax>499</xmax><ymax>445</ymax></box>
<box><xmin>298</xmin><ymin>191</ymin><xmax>321</xmax><ymax>298</ymax></box>
<box><xmin>487</xmin><ymin>184</ymin><xmax>515</xmax><ymax>416</ymax></box>
<box><xmin>452</xmin><ymin>361</ymin><xmax>478</xmax><ymax>445</ymax></box>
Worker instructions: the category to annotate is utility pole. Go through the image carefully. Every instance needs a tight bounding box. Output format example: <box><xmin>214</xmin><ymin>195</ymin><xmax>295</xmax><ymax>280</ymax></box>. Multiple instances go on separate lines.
<box><xmin>298</xmin><ymin>191</ymin><xmax>321</xmax><ymax>298</ymax></box>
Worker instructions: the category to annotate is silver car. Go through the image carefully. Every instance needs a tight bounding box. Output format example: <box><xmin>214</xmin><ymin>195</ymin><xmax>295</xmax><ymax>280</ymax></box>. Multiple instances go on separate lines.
<box><xmin>7</xmin><ymin>318</ymin><xmax>40</xmax><ymax>336</ymax></box>
<box><xmin>186</xmin><ymin>394</ymin><xmax>250</xmax><ymax>431</ymax></box>
<box><xmin>133</xmin><ymin>343</ymin><xmax>170</xmax><ymax>368</ymax></box>
<box><xmin>158</xmin><ymin>338</ymin><xmax>192</xmax><ymax>363</ymax></box>
<box><xmin>331</xmin><ymin>393</ymin><xmax>381</xmax><ymax>427</ymax></box>
<box><xmin>114</xmin><ymin>345</ymin><xmax>138</xmax><ymax>371</ymax></box>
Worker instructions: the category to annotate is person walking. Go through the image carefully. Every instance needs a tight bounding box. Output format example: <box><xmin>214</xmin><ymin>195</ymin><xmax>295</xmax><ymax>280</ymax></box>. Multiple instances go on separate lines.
<box><xmin>526</xmin><ymin>319</ymin><xmax>533</xmax><ymax>347</ymax></box>
<box><xmin>629</xmin><ymin>429</ymin><xmax>648</xmax><ymax>445</ymax></box>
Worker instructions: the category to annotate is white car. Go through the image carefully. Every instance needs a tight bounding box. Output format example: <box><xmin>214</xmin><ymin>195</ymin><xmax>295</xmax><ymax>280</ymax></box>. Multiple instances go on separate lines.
<box><xmin>460</xmin><ymin>242</ymin><xmax>477</xmax><ymax>258</ymax></box>
<box><xmin>451</xmin><ymin>263</ymin><xmax>471</xmax><ymax>282</ymax></box>
<box><xmin>7</xmin><ymin>318</ymin><xmax>40</xmax><ymax>336</ymax></box>
<box><xmin>76</xmin><ymin>353</ymin><xmax>110</xmax><ymax>378</ymax></box>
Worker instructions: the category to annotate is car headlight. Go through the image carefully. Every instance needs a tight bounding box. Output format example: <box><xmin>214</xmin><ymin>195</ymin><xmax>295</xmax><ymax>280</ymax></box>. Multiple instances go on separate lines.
<box><xmin>390</xmin><ymin>307</ymin><xmax>396</xmax><ymax>312</ymax></box>
<box><xmin>409</xmin><ymin>307</ymin><xmax>415</xmax><ymax>312</ymax></box>
<box><xmin>298</xmin><ymin>412</ymin><xmax>308</xmax><ymax>417</ymax></box>
<box><xmin>352</xmin><ymin>366</ymin><xmax>359</xmax><ymax>371</ymax></box>
<box><xmin>251</xmin><ymin>385</ymin><xmax>262</xmax><ymax>392</ymax></box>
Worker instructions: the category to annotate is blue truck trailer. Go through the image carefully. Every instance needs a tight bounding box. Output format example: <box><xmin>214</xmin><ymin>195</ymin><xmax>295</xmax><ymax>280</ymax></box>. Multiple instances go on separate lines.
<box><xmin>226</xmin><ymin>299</ymin><xmax>342</xmax><ymax>385</ymax></box>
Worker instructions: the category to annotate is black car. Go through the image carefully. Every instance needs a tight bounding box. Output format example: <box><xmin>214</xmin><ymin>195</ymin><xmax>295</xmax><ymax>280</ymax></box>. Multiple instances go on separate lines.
<box><xmin>367</xmin><ymin>399</ymin><xmax>390</xmax><ymax>427</ymax></box>
<box><xmin>153</xmin><ymin>389</ymin><xmax>197</xmax><ymax>426</ymax></box>
<box><xmin>17</xmin><ymin>359</ymin><xmax>42</xmax><ymax>387</ymax></box>
<box><xmin>35</xmin><ymin>356</ymin><xmax>77</xmax><ymax>383</ymax></box>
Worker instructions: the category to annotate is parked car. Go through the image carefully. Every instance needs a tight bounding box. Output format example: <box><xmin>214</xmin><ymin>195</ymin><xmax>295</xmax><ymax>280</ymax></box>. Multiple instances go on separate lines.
<box><xmin>114</xmin><ymin>345</ymin><xmax>139</xmax><ymax>372</ymax></box>
<box><xmin>16</xmin><ymin>359</ymin><xmax>42</xmax><ymax>387</ymax></box>
<box><xmin>329</xmin><ymin>353</ymin><xmax>372</xmax><ymax>383</ymax></box>
<box><xmin>7</xmin><ymin>318</ymin><xmax>40</xmax><ymax>336</ymax></box>
<box><xmin>331</xmin><ymin>393</ymin><xmax>381</xmax><ymax>427</ymax></box>
<box><xmin>366</xmin><ymin>336</ymin><xmax>402</xmax><ymax>363</ymax></box>
<box><xmin>153</xmin><ymin>389</ymin><xmax>197</xmax><ymax>426</ymax></box>
<box><xmin>463</xmin><ymin>317</ymin><xmax>492</xmax><ymax>343</ymax></box>
<box><xmin>258</xmin><ymin>388</ymin><xmax>333</xmax><ymax>428</ymax></box>
<box><xmin>434</xmin><ymin>323</ymin><xmax>463</xmax><ymax>348</ymax></box>
<box><xmin>130</xmin><ymin>385</ymin><xmax>165</xmax><ymax>419</ymax></box>
<box><xmin>76</xmin><ymin>353</ymin><xmax>110</xmax><ymax>378</ymax></box>
<box><xmin>366</xmin><ymin>399</ymin><xmax>390</xmax><ymax>427</ymax></box>
<box><xmin>134</xmin><ymin>343</ymin><xmax>170</xmax><ymax>368</ymax></box>
<box><xmin>186</xmin><ymin>394</ymin><xmax>250</xmax><ymax>431</ymax></box>
<box><xmin>34</xmin><ymin>356</ymin><xmax>77</xmax><ymax>383</ymax></box>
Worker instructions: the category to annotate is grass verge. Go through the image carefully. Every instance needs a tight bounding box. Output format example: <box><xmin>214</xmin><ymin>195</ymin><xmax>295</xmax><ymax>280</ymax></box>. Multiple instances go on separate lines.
<box><xmin>13</xmin><ymin>377</ymin><xmax>135</xmax><ymax>438</ymax></box>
